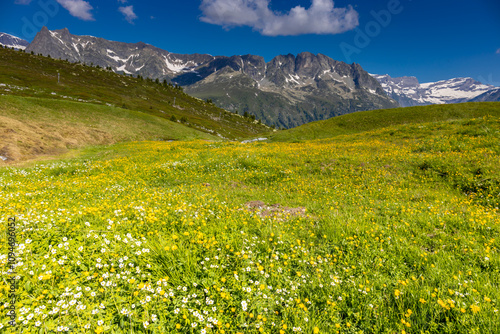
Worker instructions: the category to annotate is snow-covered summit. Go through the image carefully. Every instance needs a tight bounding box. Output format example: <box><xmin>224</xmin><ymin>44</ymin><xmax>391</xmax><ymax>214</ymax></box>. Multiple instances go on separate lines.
<box><xmin>371</xmin><ymin>74</ymin><xmax>496</xmax><ymax>107</ymax></box>
<box><xmin>0</xmin><ymin>33</ymin><xmax>29</xmax><ymax>50</ymax></box>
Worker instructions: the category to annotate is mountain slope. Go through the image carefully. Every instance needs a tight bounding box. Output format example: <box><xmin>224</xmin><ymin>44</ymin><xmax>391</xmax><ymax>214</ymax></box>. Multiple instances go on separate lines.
<box><xmin>0</xmin><ymin>46</ymin><xmax>269</xmax><ymax>142</ymax></box>
<box><xmin>0</xmin><ymin>95</ymin><xmax>217</xmax><ymax>163</ymax></box>
<box><xmin>185</xmin><ymin>53</ymin><xmax>399</xmax><ymax>128</ymax></box>
<box><xmin>468</xmin><ymin>88</ymin><xmax>500</xmax><ymax>102</ymax></box>
<box><xmin>372</xmin><ymin>74</ymin><xmax>495</xmax><ymax>107</ymax></box>
<box><xmin>25</xmin><ymin>27</ymin><xmax>399</xmax><ymax>128</ymax></box>
<box><xmin>268</xmin><ymin>102</ymin><xmax>500</xmax><ymax>142</ymax></box>
<box><xmin>0</xmin><ymin>32</ymin><xmax>29</xmax><ymax>50</ymax></box>
<box><xmin>25</xmin><ymin>27</ymin><xmax>213</xmax><ymax>79</ymax></box>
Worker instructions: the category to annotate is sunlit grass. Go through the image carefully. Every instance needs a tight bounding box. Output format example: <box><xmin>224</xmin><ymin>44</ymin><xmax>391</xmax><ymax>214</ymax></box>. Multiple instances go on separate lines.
<box><xmin>0</xmin><ymin>116</ymin><xmax>499</xmax><ymax>333</ymax></box>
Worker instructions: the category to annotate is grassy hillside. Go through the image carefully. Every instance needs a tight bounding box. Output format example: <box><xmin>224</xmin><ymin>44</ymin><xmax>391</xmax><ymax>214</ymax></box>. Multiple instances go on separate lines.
<box><xmin>0</xmin><ymin>95</ymin><xmax>217</xmax><ymax>163</ymax></box>
<box><xmin>0</xmin><ymin>114</ymin><xmax>498</xmax><ymax>333</ymax></box>
<box><xmin>185</xmin><ymin>68</ymin><xmax>399</xmax><ymax>129</ymax></box>
<box><xmin>0</xmin><ymin>46</ymin><xmax>269</xmax><ymax>141</ymax></box>
<box><xmin>269</xmin><ymin>102</ymin><xmax>500</xmax><ymax>141</ymax></box>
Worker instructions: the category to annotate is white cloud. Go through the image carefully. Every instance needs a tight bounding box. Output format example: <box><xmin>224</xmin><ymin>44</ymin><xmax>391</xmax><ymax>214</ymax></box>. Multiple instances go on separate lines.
<box><xmin>118</xmin><ymin>0</ymin><xmax>127</xmax><ymax>3</ymax></box>
<box><xmin>199</xmin><ymin>0</ymin><xmax>358</xmax><ymax>36</ymax></box>
<box><xmin>14</xmin><ymin>0</ymin><xmax>32</xmax><ymax>4</ymax></box>
<box><xmin>56</xmin><ymin>0</ymin><xmax>94</xmax><ymax>21</ymax></box>
<box><xmin>119</xmin><ymin>5</ymin><xmax>138</xmax><ymax>24</ymax></box>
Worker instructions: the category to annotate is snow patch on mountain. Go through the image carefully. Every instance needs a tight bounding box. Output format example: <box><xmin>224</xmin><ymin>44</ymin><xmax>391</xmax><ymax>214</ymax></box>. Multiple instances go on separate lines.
<box><xmin>72</xmin><ymin>42</ymin><xmax>80</xmax><ymax>54</ymax></box>
<box><xmin>163</xmin><ymin>55</ymin><xmax>198</xmax><ymax>73</ymax></box>
<box><xmin>49</xmin><ymin>31</ymin><xmax>65</xmax><ymax>45</ymax></box>
<box><xmin>0</xmin><ymin>32</ymin><xmax>29</xmax><ymax>50</ymax></box>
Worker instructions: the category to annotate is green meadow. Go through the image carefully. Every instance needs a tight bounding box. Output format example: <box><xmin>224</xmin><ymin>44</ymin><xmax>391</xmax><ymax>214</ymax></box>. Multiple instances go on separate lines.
<box><xmin>1</xmin><ymin>106</ymin><xmax>499</xmax><ymax>333</ymax></box>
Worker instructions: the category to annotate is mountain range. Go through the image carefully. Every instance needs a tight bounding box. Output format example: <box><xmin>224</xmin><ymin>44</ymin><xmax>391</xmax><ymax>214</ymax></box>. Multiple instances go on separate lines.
<box><xmin>2</xmin><ymin>27</ymin><xmax>499</xmax><ymax>128</ymax></box>
<box><xmin>24</xmin><ymin>27</ymin><xmax>398</xmax><ymax>128</ymax></box>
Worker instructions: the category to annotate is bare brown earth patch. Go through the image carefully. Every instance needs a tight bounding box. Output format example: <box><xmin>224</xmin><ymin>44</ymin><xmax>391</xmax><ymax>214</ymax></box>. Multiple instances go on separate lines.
<box><xmin>244</xmin><ymin>200</ymin><xmax>308</xmax><ymax>220</ymax></box>
<box><xmin>0</xmin><ymin>114</ymin><xmax>114</xmax><ymax>165</ymax></box>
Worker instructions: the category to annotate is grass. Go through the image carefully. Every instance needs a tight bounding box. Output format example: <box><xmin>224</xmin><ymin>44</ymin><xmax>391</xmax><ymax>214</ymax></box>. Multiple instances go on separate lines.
<box><xmin>268</xmin><ymin>102</ymin><xmax>500</xmax><ymax>142</ymax></box>
<box><xmin>0</xmin><ymin>112</ymin><xmax>498</xmax><ymax>333</ymax></box>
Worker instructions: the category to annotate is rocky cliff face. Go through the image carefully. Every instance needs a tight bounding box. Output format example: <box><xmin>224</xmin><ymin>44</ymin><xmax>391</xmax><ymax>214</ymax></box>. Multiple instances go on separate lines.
<box><xmin>26</xmin><ymin>27</ymin><xmax>399</xmax><ymax>128</ymax></box>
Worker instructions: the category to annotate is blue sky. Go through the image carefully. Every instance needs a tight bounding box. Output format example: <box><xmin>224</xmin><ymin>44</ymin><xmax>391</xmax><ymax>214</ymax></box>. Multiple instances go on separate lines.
<box><xmin>1</xmin><ymin>0</ymin><xmax>499</xmax><ymax>84</ymax></box>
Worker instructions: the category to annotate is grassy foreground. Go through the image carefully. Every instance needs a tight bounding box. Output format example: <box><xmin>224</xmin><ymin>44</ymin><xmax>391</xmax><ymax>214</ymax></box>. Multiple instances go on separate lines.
<box><xmin>0</xmin><ymin>115</ymin><xmax>499</xmax><ymax>333</ymax></box>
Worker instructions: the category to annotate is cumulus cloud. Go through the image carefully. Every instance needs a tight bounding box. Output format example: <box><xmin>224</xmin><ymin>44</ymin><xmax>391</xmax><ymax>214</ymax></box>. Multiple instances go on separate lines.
<box><xmin>56</xmin><ymin>0</ymin><xmax>94</xmax><ymax>21</ymax></box>
<box><xmin>199</xmin><ymin>0</ymin><xmax>358</xmax><ymax>36</ymax></box>
<box><xmin>119</xmin><ymin>5</ymin><xmax>138</xmax><ymax>24</ymax></box>
<box><xmin>14</xmin><ymin>0</ymin><xmax>32</xmax><ymax>4</ymax></box>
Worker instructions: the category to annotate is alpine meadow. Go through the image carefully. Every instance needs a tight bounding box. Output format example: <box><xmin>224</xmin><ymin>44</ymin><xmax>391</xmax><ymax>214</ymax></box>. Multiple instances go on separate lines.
<box><xmin>1</xmin><ymin>1</ymin><xmax>500</xmax><ymax>333</ymax></box>
<box><xmin>1</xmin><ymin>108</ymin><xmax>499</xmax><ymax>333</ymax></box>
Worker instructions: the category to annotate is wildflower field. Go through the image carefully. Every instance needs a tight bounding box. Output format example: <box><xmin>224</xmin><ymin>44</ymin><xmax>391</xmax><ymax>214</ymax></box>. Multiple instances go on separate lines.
<box><xmin>1</xmin><ymin>116</ymin><xmax>499</xmax><ymax>333</ymax></box>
